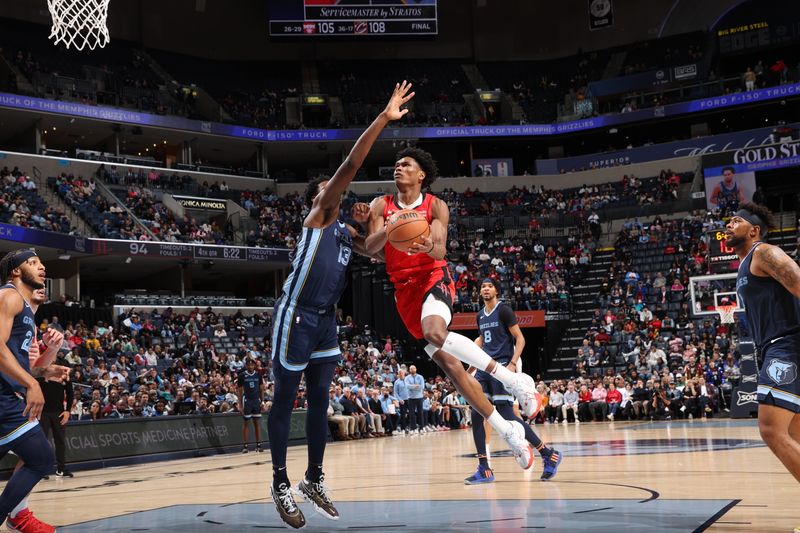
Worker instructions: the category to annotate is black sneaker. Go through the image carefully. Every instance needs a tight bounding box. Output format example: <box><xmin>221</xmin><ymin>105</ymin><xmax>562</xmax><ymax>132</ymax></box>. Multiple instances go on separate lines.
<box><xmin>242</xmin><ymin>446</ymin><xmax>249</xmax><ymax>454</ymax></box>
<box><xmin>256</xmin><ymin>445</ymin><xmax>264</xmax><ymax>453</ymax></box>
<box><xmin>297</xmin><ymin>474</ymin><xmax>339</xmax><ymax>521</ymax></box>
<box><xmin>271</xmin><ymin>482</ymin><xmax>306</xmax><ymax>529</ymax></box>
<box><xmin>55</xmin><ymin>469</ymin><xmax>74</xmax><ymax>478</ymax></box>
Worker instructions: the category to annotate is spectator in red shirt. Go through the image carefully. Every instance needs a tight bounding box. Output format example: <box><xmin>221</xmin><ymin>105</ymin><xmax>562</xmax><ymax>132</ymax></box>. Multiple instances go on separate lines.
<box><xmin>606</xmin><ymin>383</ymin><xmax>623</xmax><ymax>420</ymax></box>
<box><xmin>577</xmin><ymin>384</ymin><xmax>592</xmax><ymax>422</ymax></box>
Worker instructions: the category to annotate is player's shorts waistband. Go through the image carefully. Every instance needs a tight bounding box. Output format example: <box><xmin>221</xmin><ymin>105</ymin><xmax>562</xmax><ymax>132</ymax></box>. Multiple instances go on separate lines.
<box><xmin>276</xmin><ymin>294</ymin><xmax>336</xmax><ymax>316</ymax></box>
<box><xmin>761</xmin><ymin>328</ymin><xmax>800</xmax><ymax>353</ymax></box>
<box><xmin>391</xmin><ymin>266</ymin><xmax>448</xmax><ymax>286</ymax></box>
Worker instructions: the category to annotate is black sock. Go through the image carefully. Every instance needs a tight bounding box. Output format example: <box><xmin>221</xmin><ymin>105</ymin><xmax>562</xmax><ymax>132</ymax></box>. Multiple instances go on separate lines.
<box><xmin>478</xmin><ymin>455</ymin><xmax>490</xmax><ymax>469</ymax></box>
<box><xmin>537</xmin><ymin>444</ymin><xmax>554</xmax><ymax>458</ymax></box>
<box><xmin>273</xmin><ymin>466</ymin><xmax>290</xmax><ymax>488</ymax></box>
<box><xmin>305</xmin><ymin>463</ymin><xmax>323</xmax><ymax>483</ymax></box>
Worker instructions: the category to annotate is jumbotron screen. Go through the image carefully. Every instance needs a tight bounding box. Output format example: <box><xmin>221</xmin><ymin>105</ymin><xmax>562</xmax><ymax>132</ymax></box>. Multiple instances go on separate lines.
<box><xmin>268</xmin><ymin>0</ymin><xmax>438</xmax><ymax>38</ymax></box>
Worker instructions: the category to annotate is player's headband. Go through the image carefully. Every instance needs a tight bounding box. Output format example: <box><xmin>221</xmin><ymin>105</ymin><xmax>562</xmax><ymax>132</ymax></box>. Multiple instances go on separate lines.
<box><xmin>10</xmin><ymin>250</ymin><xmax>37</xmax><ymax>270</ymax></box>
<box><xmin>481</xmin><ymin>278</ymin><xmax>501</xmax><ymax>294</ymax></box>
<box><xmin>734</xmin><ymin>209</ymin><xmax>768</xmax><ymax>237</ymax></box>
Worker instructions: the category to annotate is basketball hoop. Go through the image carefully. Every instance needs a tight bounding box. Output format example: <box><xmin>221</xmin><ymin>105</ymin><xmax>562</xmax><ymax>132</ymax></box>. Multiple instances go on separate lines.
<box><xmin>716</xmin><ymin>304</ymin><xmax>738</xmax><ymax>324</ymax></box>
<box><xmin>47</xmin><ymin>0</ymin><xmax>111</xmax><ymax>51</ymax></box>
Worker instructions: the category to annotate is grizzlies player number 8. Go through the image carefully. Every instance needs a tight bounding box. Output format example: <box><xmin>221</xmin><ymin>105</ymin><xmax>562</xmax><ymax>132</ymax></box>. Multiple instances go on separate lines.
<box><xmin>483</xmin><ymin>330</ymin><xmax>492</xmax><ymax>344</ymax></box>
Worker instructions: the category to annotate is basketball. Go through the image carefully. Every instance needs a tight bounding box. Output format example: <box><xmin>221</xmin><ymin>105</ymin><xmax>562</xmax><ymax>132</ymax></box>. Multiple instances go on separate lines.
<box><xmin>386</xmin><ymin>209</ymin><xmax>430</xmax><ymax>251</ymax></box>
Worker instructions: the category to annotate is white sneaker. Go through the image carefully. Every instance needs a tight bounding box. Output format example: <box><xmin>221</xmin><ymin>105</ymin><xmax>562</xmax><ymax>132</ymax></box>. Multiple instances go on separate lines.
<box><xmin>505</xmin><ymin>373</ymin><xmax>542</xmax><ymax>418</ymax></box>
<box><xmin>607</xmin><ymin>414</ymin><xmax>614</xmax><ymax>421</ymax></box>
<box><xmin>575</xmin><ymin>419</ymin><xmax>581</xmax><ymax>424</ymax></box>
<box><xmin>500</xmin><ymin>421</ymin><xmax>534</xmax><ymax>470</ymax></box>
<box><xmin>562</xmin><ymin>419</ymin><xmax>568</xmax><ymax>425</ymax></box>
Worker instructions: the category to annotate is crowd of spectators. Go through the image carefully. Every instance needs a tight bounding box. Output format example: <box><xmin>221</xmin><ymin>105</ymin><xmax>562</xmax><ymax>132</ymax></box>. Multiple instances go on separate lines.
<box><xmin>552</xmin><ymin>212</ymin><xmax>741</xmax><ymax>420</ymax></box>
<box><xmin>50</xmin><ymin>174</ymin><xmax>153</xmax><ymax>240</ymax></box>
<box><xmin>536</xmin><ymin>372</ymin><xmax>724</xmax><ymax>425</ymax></box>
<box><xmin>220</xmin><ymin>88</ymin><xmax>292</xmax><ymax>130</ymax></box>
<box><xmin>5</xmin><ymin>44</ymin><xmax>189</xmax><ymax>116</ymax></box>
<box><xmin>0</xmin><ymin>166</ymin><xmax>76</xmax><ymax>235</ymax></box>
<box><xmin>240</xmin><ymin>189</ymin><xmax>305</xmax><ymax>249</ymax></box>
<box><xmin>122</xmin><ymin>186</ymin><xmax>231</xmax><ymax>245</ymax></box>
<box><xmin>40</xmin><ymin>304</ymin><xmax>475</xmax><ymax>441</ymax></box>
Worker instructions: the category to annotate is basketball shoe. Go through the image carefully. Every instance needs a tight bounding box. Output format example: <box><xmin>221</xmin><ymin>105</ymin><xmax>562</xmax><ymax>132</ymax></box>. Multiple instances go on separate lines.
<box><xmin>6</xmin><ymin>508</ymin><xmax>55</xmax><ymax>533</ymax></box>
<box><xmin>271</xmin><ymin>481</ymin><xmax>306</xmax><ymax>529</ymax></box>
<box><xmin>297</xmin><ymin>473</ymin><xmax>339</xmax><ymax>520</ymax></box>
<box><xmin>500</xmin><ymin>420</ymin><xmax>534</xmax><ymax>469</ymax></box>
<box><xmin>540</xmin><ymin>450</ymin><xmax>563</xmax><ymax>481</ymax></box>
<box><xmin>464</xmin><ymin>465</ymin><xmax>495</xmax><ymax>485</ymax></box>
<box><xmin>505</xmin><ymin>373</ymin><xmax>543</xmax><ymax>418</ymax></box>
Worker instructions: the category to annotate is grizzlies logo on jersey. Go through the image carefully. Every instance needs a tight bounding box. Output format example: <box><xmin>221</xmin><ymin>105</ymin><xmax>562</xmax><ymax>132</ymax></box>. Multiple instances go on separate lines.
<box><xmin>767</xmin><ymin>360</ymin><xmax>798</xmax><ymax>386</ymax></box>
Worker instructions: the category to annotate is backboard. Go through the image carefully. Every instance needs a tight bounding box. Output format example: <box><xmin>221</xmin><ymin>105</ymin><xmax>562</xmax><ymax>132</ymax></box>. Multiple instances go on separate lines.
<box><xmin>688</xmin><ymin>272</ymin><xmax>744</xmax><ymax>317</ymax></box>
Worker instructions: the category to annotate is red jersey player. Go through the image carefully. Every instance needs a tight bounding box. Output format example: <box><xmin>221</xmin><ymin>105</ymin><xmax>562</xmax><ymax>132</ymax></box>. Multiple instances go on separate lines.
<box><xmin>365</xmin><ymin>148</ymin><xmax>542</xmax><ymax>470</ymax></box>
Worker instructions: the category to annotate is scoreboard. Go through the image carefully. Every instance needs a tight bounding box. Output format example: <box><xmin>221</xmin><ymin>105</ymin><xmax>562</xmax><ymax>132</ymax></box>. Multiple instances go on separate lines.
<box><xmin>269</xmin><ymin>0</ymin><xmax>438</xmax><ymax>38</ymax></box>
<box><xmin>707</xmin><ymin>229</ymin><xmax>740</xmax><ymax>273</ymax></box>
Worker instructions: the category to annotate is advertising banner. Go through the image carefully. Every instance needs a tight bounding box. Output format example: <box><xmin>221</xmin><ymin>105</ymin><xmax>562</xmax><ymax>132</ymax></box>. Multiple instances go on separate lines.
<box><xmin>536</xmin><ymin>122</ymin><xmax>799</xmax><ymax>173</ymax></box>
<box><xmin>2</xmin><ymin>83</ymin><xmax>799</xmax><ymax>143</ymax></box>
<box><xmin>702</xmin><ymin>139</ymin><xmax>800</xmax><ymax>208</ymax></box>
<box><xmin>173</xmin><ymin>195</ymin><xmax>227</xmax><ymax>211</ymax></box>
<box><xmin>0</xmin><ymin>412</ymin><xmax>307</xmax><ymax>470</ymax></box>
<box><xmin>449</xmin><ymin>310</ymin><xmax>545</xmax><ymax>330</ymax></box>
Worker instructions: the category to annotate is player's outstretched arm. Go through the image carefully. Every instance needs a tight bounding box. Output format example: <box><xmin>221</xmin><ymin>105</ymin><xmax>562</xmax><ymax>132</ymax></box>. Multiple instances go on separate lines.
<box><xmin>307</xmin><ymin>81</ymin><xmax>415</xmax><ymax>226</ymax></box>
<box><xmin>755</xmin><ymin>244</ymin><xmax>800</xmax><ymax>299</ymax></box>
<box><xmin>364</xmin><ymin>196</ymin><xmax>388</xmax><ymax>256</ymax></box>
<box><xmin>349</xmin><ymin>202</ymin><xmax>384</xmax><ymax>261</ymax></box>
<box><xmin>0</xmin><ymin>291</ymin><xmax>44</xmax><ymax>420</ymax></box>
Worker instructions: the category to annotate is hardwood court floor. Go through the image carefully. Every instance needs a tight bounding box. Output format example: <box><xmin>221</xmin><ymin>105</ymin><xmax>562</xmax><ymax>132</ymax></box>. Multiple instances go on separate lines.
<box><xmin>24</xmin><ymin>419</ymin><xmax>800</xmax><ymax>532</ymax></box>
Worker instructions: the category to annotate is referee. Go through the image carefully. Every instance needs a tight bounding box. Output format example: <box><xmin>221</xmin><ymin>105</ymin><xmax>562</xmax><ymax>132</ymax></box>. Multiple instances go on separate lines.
<box><xmin>37</xmin><ymin>357</ymin><xmax>74</xmax><ymax>478</ymax></box>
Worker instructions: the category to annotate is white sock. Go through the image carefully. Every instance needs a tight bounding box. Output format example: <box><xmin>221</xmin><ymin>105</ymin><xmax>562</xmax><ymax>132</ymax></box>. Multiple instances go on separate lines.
<box><xmin>442</xmin><ymin>332</ymin><xmax>517</xmax><ymax>387</ymax></box>
<box><xmin>488</xmin><ymin>361</ymin><xmax>517</xmax><ymax>387</ymax></box>
<box><xmin>10</xmin><ymin>496</ymin><xmax>28</xmax><ymax>518</ymax></box>
<box><xmin>486</xmin><ymin>409</ymin><xmax>512</xmax><ymax>434</ymax></box>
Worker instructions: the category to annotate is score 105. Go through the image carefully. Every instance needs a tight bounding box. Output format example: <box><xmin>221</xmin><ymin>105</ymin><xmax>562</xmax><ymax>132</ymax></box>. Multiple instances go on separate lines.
<box><xmin>317</xmin><ymin>21</ymin><xmax>386</xmax><ymax>34</ymax></box>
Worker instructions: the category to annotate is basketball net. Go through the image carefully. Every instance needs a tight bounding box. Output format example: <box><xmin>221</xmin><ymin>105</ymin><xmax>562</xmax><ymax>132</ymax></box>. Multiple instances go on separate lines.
<box><xmin>48</xmin><ymin>0</ymin><xmax>111</xmax><ymax>51</ymax></box>
<box><xmin>716</xmin><ymin>304</ymin><xmax>737</xmax><ymax>324</ymax></box>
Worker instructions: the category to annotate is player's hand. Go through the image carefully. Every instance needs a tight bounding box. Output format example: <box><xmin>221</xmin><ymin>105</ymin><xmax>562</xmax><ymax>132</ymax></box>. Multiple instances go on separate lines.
<box><xmin>24</xmin><ymin>383</ymin><xmax>45</xmax><ymax>421</ymax></box>
<box><xmin>351</xmin><ymin>203</ymin><xmax>370</xmax><ymax>224</ymax></box>
<box><xmin>407</xmin><ymin>233</ymin><xmax>434</xmax><ymax>255</ymax></box>
<box><xmin>43</xmin><ymin>365</ymin><xmax>71</xmax><ymax>382</ymax></box>
<box><xmin>382</xmin><ymin>81</ymin><xmax>415</xmax><ymax>121</ymax></box>
<box><xmin>43</xmin><ymin>328</ymin><xmax>64</xmax><ymax>350</ymax></box>
<box><xmin>59</xmin><ymin>410</ymin><xmax>70</xmax><ymax>425</ymax></box>
<box><xmin>28</xmin><ymin>331</ymin><xmax>40</xmax><ymax>365</ymax></box>
<box><xmin>507</xmin><ymin>361</ymin><xmax>517</xmax><ymax>372</ymax></box>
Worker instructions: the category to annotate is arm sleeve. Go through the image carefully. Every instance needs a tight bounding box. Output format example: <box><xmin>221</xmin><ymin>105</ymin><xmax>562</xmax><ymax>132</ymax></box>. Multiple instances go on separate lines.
<box><xmin>236</xmin><ymin>373</ymin><xmax>244</xmax><ymax>387</ymax></box>
<box><xmin>499</xmin><ymin>304</ymin><xmax>518</xmax><ymax>328</ymax></box>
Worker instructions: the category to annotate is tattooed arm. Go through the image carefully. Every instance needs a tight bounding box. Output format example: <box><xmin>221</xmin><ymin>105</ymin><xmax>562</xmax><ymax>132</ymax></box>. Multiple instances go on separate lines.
<box><xmin>753</xmin><ymin>243</ymin><xmax>800</xmax><ymax>299</ymax></box>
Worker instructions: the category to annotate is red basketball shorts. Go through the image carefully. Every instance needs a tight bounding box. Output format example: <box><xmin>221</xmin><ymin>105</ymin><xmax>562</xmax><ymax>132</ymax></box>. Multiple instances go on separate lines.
<box><xmin>394</xmin><ymin>266</ymin><xmax>456</xmax><ymax>340</ymax></box>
